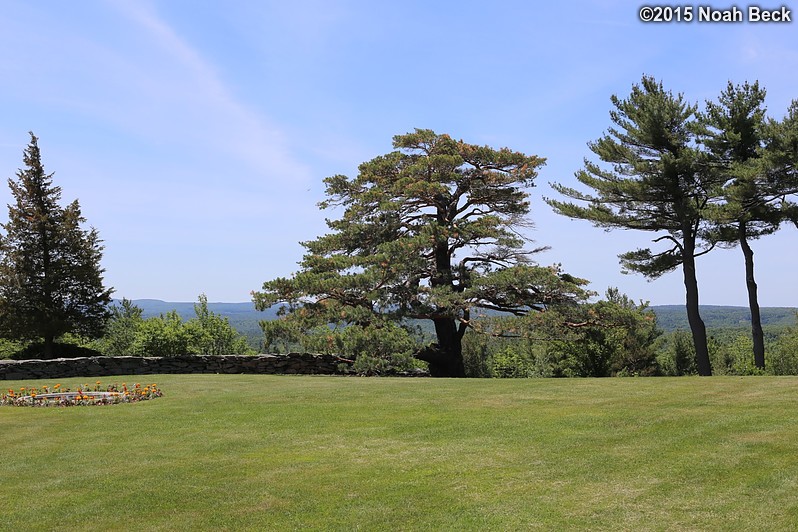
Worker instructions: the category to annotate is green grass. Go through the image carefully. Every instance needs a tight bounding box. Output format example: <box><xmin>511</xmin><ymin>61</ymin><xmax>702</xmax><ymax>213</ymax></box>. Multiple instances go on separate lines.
<box><xmin>2</xmin><ymin>375</ymin><xmax>798</xmax><ymax>530</ymax></box>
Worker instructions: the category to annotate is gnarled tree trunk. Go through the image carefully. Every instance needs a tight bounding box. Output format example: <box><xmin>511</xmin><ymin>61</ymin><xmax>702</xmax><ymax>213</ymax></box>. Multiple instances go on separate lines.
<box><xmin>416</xmin><ymin>318</ymin><xmax>466</xmax><ymax>377</ymax></box>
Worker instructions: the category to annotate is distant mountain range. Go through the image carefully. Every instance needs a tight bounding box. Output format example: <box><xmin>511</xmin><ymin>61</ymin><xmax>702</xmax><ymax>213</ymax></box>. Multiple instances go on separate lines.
<box><xmin>119</xmin><ymin>300</ymin><xmax>797</xmax><ymax>336</ymax></box>
<box><xmin>121</xmin><ymin>299</ymin><xmax>277</xmax><ymax>321</ymax></box>
<box><xmin>650</xmin><ymin>305</ymin><xmax>797</xmax><ymax>330</ymax></box>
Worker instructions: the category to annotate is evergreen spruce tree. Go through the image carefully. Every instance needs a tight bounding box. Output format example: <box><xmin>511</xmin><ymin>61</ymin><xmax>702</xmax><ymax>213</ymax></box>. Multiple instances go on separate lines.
<box><xmin>0</xmin><ymin>133</ymin><xmax>112</xmax><ymax>358</ymax></box>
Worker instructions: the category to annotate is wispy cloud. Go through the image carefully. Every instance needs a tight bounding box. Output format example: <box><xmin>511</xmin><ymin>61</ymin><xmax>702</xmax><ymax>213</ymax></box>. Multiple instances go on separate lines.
<box><xmin>106</xmin><ymin>0</ymin><xmax>310</xmax><ymax>186</ymax></box>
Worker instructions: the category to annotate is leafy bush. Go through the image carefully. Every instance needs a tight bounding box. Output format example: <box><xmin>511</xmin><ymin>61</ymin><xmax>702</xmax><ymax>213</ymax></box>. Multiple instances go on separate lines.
<box><xmin>95</xmin><ymin>296</ymin><xmax>253</xmax><ymax>357</ymax></box>
<box><xmin>133</xmin><ymin>310</ymin><xmax>194</xmax><ymax>357</ymax></box>
<box><xmin>188</xmin><ymin>295</ymin><xmax>252</xmax><ymax>356</ymax></box>
<box><xmin>656</xmin><ymin>330</ymin><xmax>698</xmax><ymax>376</ymax></box>
<box><xmin>98</xmin><ymin>298</ymin><xmax>143</xmax><ymax>356</ymax></box>
<box><xmin>461</xmin><ymin>331</ymin><xmax>493</xmax><ymax>378</ymax></box>
<box><xmin>546</xmin><ymin>289</ymin><xmax>661</xmax><ymax>377</ymax></box>
<box><xmin>0</xmin><ymin>338</ymin><xmax>23</xmax><ymax>359</ymax></box>
<box><xmin>769</xmin><ymin>324</ymin><xmax>798</xmax><ymax>375</ymax></box>
<box><xmin>490</xmin><ymin>346</ymin><xmax>541</xmax><ymax>378</ymax></box>
<box><xmin>708</xmin><ymin>334</ymin><xmax>765</xmax><ymax>376</ymax></box>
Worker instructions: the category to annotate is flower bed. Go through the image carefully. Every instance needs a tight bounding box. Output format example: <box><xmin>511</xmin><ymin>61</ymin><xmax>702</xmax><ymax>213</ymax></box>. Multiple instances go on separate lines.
<box><xmin>1</xmin><ymin>381</ymin><xmax>163</xmax><ymax>407</ymax></box>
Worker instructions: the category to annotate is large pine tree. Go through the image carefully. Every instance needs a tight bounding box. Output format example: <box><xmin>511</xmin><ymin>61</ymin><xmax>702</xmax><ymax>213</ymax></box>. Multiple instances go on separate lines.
<box><xmin>0</xmin><ymin>133</ymin><xmax>112</xmax><ymax>358</ymax></box>
<box><xmin>254</xmin><ymin>129</ymin><xmax>589</xmax><ymax>377</ymax></box>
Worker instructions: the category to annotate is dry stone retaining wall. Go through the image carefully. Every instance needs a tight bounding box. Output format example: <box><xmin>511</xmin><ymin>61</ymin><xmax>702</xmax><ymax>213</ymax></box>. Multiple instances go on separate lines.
<box><xmin>0</xmin><ymin>354</ymin><xmax>351</xmax><ymax>381</ymax></box>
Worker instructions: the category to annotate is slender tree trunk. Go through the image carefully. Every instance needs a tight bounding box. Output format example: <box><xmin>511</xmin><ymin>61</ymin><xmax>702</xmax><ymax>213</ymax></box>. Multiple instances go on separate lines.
<box><xmin>682</xmin><ymin>237</ymin><xmax>712</xmax><ymax>376</ymax></box>
<box><xmin>739</xmin><ymin>223</ymin><xmax>765</xmax><ymax>369</ymax></box>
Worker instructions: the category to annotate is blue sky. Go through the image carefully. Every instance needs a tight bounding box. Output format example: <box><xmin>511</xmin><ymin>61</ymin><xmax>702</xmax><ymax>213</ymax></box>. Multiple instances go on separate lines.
<box><xmin>1</xmin><ymin>1</ymin><xmax>796</xmax><ymax>305</ymax></box>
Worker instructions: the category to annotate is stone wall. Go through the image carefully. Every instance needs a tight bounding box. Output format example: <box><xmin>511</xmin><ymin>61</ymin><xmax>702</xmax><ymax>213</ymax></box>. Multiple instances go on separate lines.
<box><xmin>0</xmin><ymin>353</ymin><xmax>352</xmax><ymax>381</ymax></box>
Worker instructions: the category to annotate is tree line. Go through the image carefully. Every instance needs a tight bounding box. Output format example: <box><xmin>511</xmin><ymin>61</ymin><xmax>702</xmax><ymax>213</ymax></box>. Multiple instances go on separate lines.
<box><xmin>2</xmin><ymin>77</ymin><xmax>797</xmax><ymax>376</ymax></box>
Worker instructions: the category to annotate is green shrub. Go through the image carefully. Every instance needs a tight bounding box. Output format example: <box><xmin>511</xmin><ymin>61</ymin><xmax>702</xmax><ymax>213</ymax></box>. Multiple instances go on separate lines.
<box><xmin>656</xmin><ymin>330</ymin><xmax>697</xmax><ymax>376</ymax></box>
<box><xmin>769</xmin><ymin>329</ymin><xmax>798</xmax><ymax>375</ymax></box>
<box><xmin>461</xmin><ymin>332</ymin><xmax>493</xmax><ymax>378</ymax></box>
<box><xmin>94</xmin><ymin>296</ymin><xmax>253</xmax><ymax>357</ymax></box>
<box><xmin>0</xmin><ymin>338</ymin><xmax>23</xmax><ymax>359</ymax></box>
<box><xmin>490</xmin><ymin>346</ymin><xmax>539</xmax><ymax>378</ymax></box>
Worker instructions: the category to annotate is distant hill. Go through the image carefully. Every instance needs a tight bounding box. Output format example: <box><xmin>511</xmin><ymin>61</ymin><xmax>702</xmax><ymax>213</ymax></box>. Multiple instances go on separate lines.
<box><xmin>651</xmin><ymin>305</ymin><xmax>797</xmax><ymax>331</ymax></box>
<box><xmin>123</xmin><ymin>299</ymin><xmax>278</xmax><ymax>321</ymax></box>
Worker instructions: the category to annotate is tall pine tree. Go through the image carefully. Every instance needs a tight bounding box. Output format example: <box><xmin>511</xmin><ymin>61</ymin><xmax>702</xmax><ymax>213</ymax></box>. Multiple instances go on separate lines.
<box><xmin>0</xmin><ymin>133</ymin><xmax>112</xmax><ymax>358</ymax></box>
<box><xmin>698</xmin><ymin>82</ymin><xmax>798</xmax><ymax>369</ymax></box>
<box><xmin>547</xmin><ymin>77</ymin><xmax>721</xmax><ymax>376</ymax></box>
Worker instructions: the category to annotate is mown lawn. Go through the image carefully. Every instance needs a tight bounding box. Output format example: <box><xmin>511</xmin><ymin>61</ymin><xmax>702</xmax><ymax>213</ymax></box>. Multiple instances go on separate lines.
<box><xmin>1</xmin><ymin>375</ymin><xmax>797</xmax><ymax>530</ymax></box>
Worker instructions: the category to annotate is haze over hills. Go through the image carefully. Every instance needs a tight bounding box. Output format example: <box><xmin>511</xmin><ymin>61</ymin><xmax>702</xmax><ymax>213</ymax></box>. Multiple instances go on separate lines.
<box><xmin>652</xmin><ymin>305</ymin><xmax>797</xmax><ymax>330</ymax></box>
<box><xmin>120</xmin><ymin>300</ymin><xmax>798</xmax><ymax>337</ymax></box>
<box><xmin>124</xmin><ymin>299</ymin><xmax>278</xmax><ymax>320</ymax></box>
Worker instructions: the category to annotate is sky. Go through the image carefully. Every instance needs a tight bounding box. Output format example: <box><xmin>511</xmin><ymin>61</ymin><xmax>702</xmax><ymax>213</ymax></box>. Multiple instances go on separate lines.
<box><xmin>0</xmin><ymin>1</ymin><xmax>796</xmax><ymax>306</ymax></box>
